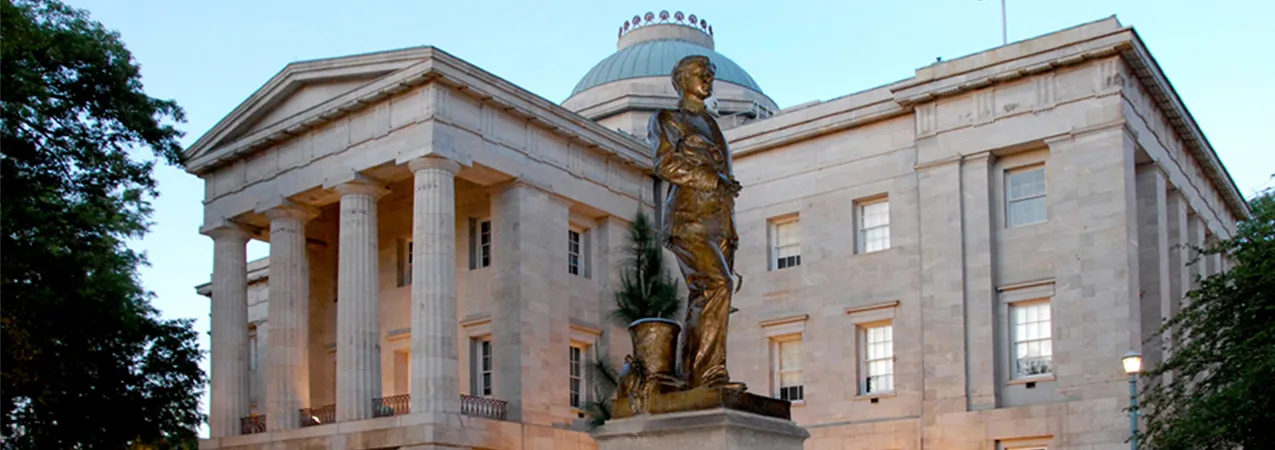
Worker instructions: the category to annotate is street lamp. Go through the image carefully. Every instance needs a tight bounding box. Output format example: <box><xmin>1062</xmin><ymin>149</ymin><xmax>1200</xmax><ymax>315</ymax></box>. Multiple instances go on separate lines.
<box><xmin>1122</xmin><ymin>350</ymin><xmax>1143</xmax><ymax>450</ymax></box>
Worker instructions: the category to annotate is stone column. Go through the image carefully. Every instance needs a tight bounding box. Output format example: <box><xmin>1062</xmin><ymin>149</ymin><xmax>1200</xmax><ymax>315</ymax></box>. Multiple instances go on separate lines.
<box><xmin>335</xmin><ymin>180</ymin><xmax>389</xmax><ymax>421</ymax></box>
<box><xmin>265</xmin><ymin>204</ymin><xmax>316</xmax><ymax>431</ymax></box>
<box><xmin>491</xmin><ymin>182</ymin><xmax>572</xmax><ymax>424</ymax></box>
<box><xmin>1136</xmin><ymin>166</ymin><xmax>1169</xmax><ymax>369</ymax></box>
<box><xmin>208</xmin><ymin>225</ymin><xmax>251</xmax><ymax>437</ymax></box>
<box><xmin>408</xmin><ymin>156</ymin><xmax>462</xmax><ymax>414</ymax></box>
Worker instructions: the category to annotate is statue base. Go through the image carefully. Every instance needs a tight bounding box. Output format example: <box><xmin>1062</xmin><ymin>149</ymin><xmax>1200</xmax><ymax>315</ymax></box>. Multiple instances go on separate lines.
<box><xmin>611</xmin><ymin>386</ymin><xmax>793</xmax><ymax>420</ymax></box>
<box><xmin>591</xmin><ymin>408</ymin><xmax>810</xmax><ymax>450</ymax></box>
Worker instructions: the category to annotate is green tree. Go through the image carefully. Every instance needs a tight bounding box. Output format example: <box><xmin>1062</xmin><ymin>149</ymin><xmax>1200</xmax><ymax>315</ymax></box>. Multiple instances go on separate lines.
<box><xmin>609</xmin><ymin>210</ymin><xmax>681</xmax><ymax>327</ymax></box>
<box><xmin>1139</xmin><ymin>184</ymin><xmax>1275</xmax><ymax>449</ymax></box>
<box><xmin>1</xmin><ymin>0</ymin><xmax>205</xmax><ymax>447</ymax></box>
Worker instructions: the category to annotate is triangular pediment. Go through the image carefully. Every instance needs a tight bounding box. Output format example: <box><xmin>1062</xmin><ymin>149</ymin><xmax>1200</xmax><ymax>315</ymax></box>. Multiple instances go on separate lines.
<box><xmin>184</xmin><ymin>46</ymin><xmax>436</xmax><ymax>163</ymax></box>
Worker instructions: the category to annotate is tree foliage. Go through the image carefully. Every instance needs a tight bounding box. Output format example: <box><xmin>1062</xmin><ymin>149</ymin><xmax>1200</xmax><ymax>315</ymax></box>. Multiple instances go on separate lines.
<box><xmin>1</xmin><ymin>0</ymin><xmax>205</xmax><ymax>447</ymax></box>
<box><xmin>609</xmin><ymin>210</ymin><xmax>682</xmax><ymax>327</ymax></box>
<box><xmin>1140</xmin><ymin>184</ymin><xmax>1275</xmax><ymax>449</ymax></box>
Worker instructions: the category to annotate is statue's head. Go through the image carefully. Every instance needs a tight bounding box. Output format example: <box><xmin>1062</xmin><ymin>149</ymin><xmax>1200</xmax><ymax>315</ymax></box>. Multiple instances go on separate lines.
<box><xmin>672</xmin><ymin>55</ymin><xmax>715</xmax><ymax>102</ymax></box>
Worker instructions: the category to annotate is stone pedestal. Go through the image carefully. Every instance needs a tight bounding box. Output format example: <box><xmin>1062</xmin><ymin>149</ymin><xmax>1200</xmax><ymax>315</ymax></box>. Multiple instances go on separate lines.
<box><xmin>591</xmin><ymin>408</ymin><xmax>810</xmax><ymax>450</ymax></box>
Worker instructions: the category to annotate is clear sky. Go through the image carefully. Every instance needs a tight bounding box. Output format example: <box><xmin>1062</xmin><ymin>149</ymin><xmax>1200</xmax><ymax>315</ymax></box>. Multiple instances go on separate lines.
<box><xmin>66</xmin><ymin>0</ymin><xmax>1272</xmax><ymax>434</ymax></box>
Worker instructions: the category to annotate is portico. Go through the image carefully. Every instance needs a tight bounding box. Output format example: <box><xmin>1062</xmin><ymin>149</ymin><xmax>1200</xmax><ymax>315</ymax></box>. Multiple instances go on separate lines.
<box><xmin>190</xmin><ymin>47</ymin><xmax>651</xmax><ymax>448</ymax></box>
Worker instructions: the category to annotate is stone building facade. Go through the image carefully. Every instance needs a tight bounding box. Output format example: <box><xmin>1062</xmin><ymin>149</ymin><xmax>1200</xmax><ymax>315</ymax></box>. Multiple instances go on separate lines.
<box><xmin>190</xmin><ymin>13</ymin><xmax>1247</xmax><ymax>450</ymax></box>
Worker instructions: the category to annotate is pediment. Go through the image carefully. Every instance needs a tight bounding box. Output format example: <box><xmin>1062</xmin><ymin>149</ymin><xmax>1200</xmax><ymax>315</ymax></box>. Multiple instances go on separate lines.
<box><xmin>184</xmin><ymin>46</ymin><xmax>436</xmax><ymax>164</ymax></box>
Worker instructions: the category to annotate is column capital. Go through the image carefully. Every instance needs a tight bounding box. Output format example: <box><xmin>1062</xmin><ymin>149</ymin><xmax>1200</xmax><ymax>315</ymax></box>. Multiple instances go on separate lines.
<box><xmin>263</xmin><ymin>202</ymin><xmax>319</xmax><ymax>222</ymax></box>
<box><xmin>202</xmin><ymin>222</ymin><xmax>252</xmax><ymax>242</ymax></box>
<box><xmin>334</xmin><ymin>178</ymin><xmax>390</xmax><ymax>199</ymax></box>
<box><xmin>408</xmin><ymin>156</ymin><xmax>461</xmax><ymax>175</ymax></box>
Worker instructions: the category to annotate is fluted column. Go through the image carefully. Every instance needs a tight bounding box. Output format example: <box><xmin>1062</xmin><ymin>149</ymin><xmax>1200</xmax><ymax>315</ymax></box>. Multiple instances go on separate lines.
<box><xmin>208</xmin><ymin>225</ymin><xmax>251</xmax><ymax>437</ymax></box>
<box><xmin>265</xmin><ymin>204</ymin><xmax>316</xmax><ymax>431</ymax></box>
<box><xmin>408</xmin><ymin>156</ymin><xmax>462</xmax><ymax>414</ymax></box>
<box><xmin>335</xmin><ymin>180</ymin><xmax>388</xmax><ymax>421</ymax></box>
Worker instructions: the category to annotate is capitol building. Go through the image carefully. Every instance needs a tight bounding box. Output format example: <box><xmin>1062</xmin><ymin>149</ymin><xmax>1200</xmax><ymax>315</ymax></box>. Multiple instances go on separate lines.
<box><xmin>188</xmin><ymin>11</ymin><xmax>1247</xmax><ymax>450</ymax></box>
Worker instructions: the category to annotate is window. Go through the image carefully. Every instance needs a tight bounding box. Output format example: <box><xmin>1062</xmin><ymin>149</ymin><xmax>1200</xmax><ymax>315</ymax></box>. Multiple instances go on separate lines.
<box><xmin>471</xmin><ymin>338</ymin><xmax>493</xmax><ymax>396</ymax></box>
<box><xmin>774</xmin><ymin>338</ymin><xmax>804</xmax><ymax>401</ymax></box>
<box><xmin>858</xmin><ymin>199</ymin><xmax>890</xmax><ymax>253</ymax></box>
<box><xmin>248</xmin><ymin>327</ymin><xmax>258</xmax><ymax>372</ymax></box>
<box><xmin>570</xmin><ymin>345</ymin><xmax>588</xmax><ymax>409</ymax></box>
<box><xmin>770</xmin><ymin>217</ymin><xmax>801</xmax><ymax>270</ymax></box>
<box><xmin>394</xmin><ymin>349</ymin><xmax>411</xmax><ymax>395</ymax></box>
<box><xmin>1006</xmin><ymin>166</ymin><xmax>1047</xmax><ymax>227</ymax></box>
<box><xmin>468</xmin><ymin>219</ymin><xmax>491</xmax><ymax>270</ymax></box>
<box><xmin>567</xmin><ymin>227</ymin><xmax>592</xmax><ymax>278</ymax></box>
<box><xmin>1011</xmin><ymin>301</ymin><xmax>1053</xmax><ymax>378</ymax></box>
<box><xmin>398</xmin><ymin>239</ymin><xmax>413</xmax><ymax>286</ymax></box>
<box><xmin>568</xmin><ymin>230</ymin><xmax>582</xmax><ymax>276</ymax></box>
<box><xmin>861</xmin><ymin>324</ymin><xmax>894</xmax><ymax>394</ymax></box>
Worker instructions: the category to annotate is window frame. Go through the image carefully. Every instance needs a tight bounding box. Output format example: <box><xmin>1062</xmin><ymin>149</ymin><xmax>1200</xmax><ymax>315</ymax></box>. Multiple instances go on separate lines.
<box><xmin>470</xmin><ymin>337</ymin><xmax>494</xmax><ymax>397</ymax></box>
<box><xmin>1005</xmin><ymin>164</ymin><xmax>1048</xmax><ymax>228</ymax></box>
<box><xmin>569</xmin><ymin>344</ymin><xmax>589</xmax><ymax>410</ymax></box>
<box><xmin>769</xmin><ymin>215</ymin><xmax>802</xmax><ymax>271</ymax></box>
<box><xmin>1009</xmin><ymin>299</ymin><xmax>1054</xmax><ymax>380</ymax></box>
<box><xmin>468</xmin><ymin>218</ymin><xmax>492</xmax><ymax>270</ymax></box>
<box><xmin>859</xmin><ymin>322</ymin><xmax>895</xmax><ymax>395</ymax></box>
<box><xmin>770</xmin><ymin>334</ymin><xmax>804</xmax><ymax>402</ymax></box>
<box><xmin>856</xmin><ymin>197</ymin><xmax>890</xmax><ymax>254</ymax></box>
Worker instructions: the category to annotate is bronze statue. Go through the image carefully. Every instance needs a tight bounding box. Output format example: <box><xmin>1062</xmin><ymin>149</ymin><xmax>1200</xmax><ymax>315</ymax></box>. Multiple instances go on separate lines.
<box><xmin>649</xmin><ymin>55</ymin><xmax>746</xmax><ymax>391</ymax></box>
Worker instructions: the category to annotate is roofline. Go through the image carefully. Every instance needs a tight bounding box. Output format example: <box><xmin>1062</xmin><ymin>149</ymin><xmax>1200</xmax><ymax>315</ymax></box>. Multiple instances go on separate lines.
<box><xmin>184</xmin><ymin>47</ymin><xmax>649</xmax><ymax>176</ymax></box>
<box><xmin>728</xmin><ymin>20</ymin><xmax>1250</xmax><ymax>220</ymax></box>
<box><xmin>1122</xmin><ymin>28</ymin><xmax>1250</xmax><ymax>218</ymax></box>
<box><xmin>184</xmin><ymin>46</ymin><xmax>438</xmax><ymax>162</ymax></box>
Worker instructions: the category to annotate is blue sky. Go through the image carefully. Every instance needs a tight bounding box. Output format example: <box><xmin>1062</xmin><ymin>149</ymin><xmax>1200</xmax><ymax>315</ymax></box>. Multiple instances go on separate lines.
<box><xmin>68</xmin><ymin>0</ymin><xmax>1272</xmax><ymax>432</ymax></box>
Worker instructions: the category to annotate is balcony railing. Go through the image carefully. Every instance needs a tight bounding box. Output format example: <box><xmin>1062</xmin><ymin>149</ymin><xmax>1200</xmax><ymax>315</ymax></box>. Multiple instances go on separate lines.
<box><xmin>299</xmin><ymin>404</ymin><xmax>336</xmax><ymax>427</ymax></box>
<box><xmin>460</xmin><ymin>394</ymin><xmax>508</xmax><ymax>421</ymax></box>
<box><xmin>373</xmin><ymin>394</ymin><xmax>411</xmax><ymax>418</ymax></box>
<box><xmin>239</xmin><ymin>395</ymin><xmax>508</xmax><ymax>431</ymax></box>
<box><xmin>240</xmin><ymin>415</ymin><xmax>266</xmax><ymax>435</ymax></box>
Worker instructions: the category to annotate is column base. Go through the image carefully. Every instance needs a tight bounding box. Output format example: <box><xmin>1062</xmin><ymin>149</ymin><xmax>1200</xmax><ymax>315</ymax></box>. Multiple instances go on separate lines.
<box><xmin>591</xmin><ymin>408</ymin><xmax>810</xmax><ymax>450</ymax></box>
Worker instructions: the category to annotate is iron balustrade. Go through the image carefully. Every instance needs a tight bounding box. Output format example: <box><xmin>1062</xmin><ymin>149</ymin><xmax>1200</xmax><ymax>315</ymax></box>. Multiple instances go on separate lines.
<box><xmin>299</xmin><ymin>404</ymin><xmax>335</xmax><ymax>427</ymax></box>
<box><xmin>460</xmin><ymin>394</ymin><xmax>508</xmax><ymax>421</ymax></box>
<box><xmin>372</xmin><ymin>394</ymin><xmax>412</xmax><ymax>418</ymax></box>
<box><xmin>239</xmin><ymin>415</ymin><xmax>266</xmax><ymax>435</ymax></box>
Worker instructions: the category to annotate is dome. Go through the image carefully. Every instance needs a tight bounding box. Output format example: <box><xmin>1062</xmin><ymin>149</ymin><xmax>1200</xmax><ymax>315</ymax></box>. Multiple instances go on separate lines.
<box><xmin>569</xmin><ymin>37</ymin><xmax>764</xmax><ymax>97</ymax></box>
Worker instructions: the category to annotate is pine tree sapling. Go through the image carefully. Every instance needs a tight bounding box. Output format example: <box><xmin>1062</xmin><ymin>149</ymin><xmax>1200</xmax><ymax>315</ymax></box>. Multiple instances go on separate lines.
<box><xmin>610</xmin><ymin>210</ymin><xmax>682</xmax><ymax>327</ymax></box>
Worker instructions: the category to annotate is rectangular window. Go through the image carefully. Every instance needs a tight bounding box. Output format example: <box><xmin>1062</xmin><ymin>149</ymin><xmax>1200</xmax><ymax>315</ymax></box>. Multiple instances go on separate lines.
<box><xmin>248</xmin><ymin>328</ymin><xmax>258</xmax><ymax>372</ymax></box>
<box><xmin>860</xmin><ymin>324</ymin><xmax>894</xmax><ymax>394</ymax></box>
<box><xmin>773</xmin><ymin>338</ymin><xmax>804</xmax><ymax>401</ymax></box>
<box><xmin>770</xmin><ymin>218</ymin><xmax>801</xmax><ymax>270</ymax></box>
<box><xmin>471</xmin><ymin>338</ymin><xmax>493</xmax><ymax>396</ymax></box>
<box><xmin>1006</xmin><ymin>166</ymin><xmax>1047</xmax><ymax>227</ymax></box>
<box><xmin>1012</xmin><ymin>301</ymin><xmax>1053</xmax><ymax>378</ymax></box>
<box><xmin>469</xmin><ymin>219</ymin><xmax>492</xmax><ymax>270</ymax></box>
<box><xmin>858</xmin><ymin>199</ymin><xmax>890</xmax><ymax>253</ymax></box>
<box><xmin>569</xmin><ymin>346</ymin><xmax>587</xmax><ymax>409</ymax></box>
<box><xmin>398</xmin><ymin>239</ymin><xmax>414</xmax><ymax>286</ymax></box>
<box><xmin>568</xmin><ymin>230</ymin><xmax>582</xmax><ymax>276</ymax></box>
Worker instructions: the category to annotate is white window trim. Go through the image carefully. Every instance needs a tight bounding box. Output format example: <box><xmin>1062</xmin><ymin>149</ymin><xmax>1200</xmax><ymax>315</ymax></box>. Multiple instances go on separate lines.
<box><xmin>859</xmin><ymin>323</ymin><xmax>895</xmax><ymax>395</ymax></box>
<box><xmin>846</xmin><ymin>301</ymin><xmax>899</xmax><ymax>397</ymax></box>
<box><xmin>569</xmin><ymin>344</ymin><xmax>588</xmax><ymax>410</ymax></box>
<box><xmin>768</xmin><ymin>215</ymin><xmax>801</xmax><ymax>271</ymax></box>
<box><xmin>469</xmin><ymin>217</ymin><xmax>492</xmax><ymax>270</ymax></box>
<box><xmin>1005</xmin><ymin>164</ymin><xmax>1048</xmax><ymax>228</ymax></box>
<box><xmin>398</xmin><ymin>237</ymin><xmax>414</xmax><ymax>286</ymax></box>
<box><xmin>1000</xmin><ymin>282</ymin><xmax>1055</xmax><ymax>383</ymax></box>
<box><xmin>761</xmin><ymin>315</ymin><xmax>807</xmax><ymax>403</ymax></box>
<box><xmin>462</xmin><ymin>317</ymin><xmax>494</xmax><ymax>397</ymax></box>
<box><xmin>856</xmin><ymin>197</ymin><xmax>890</xmax><ymax>254</ymax></box>
<box><xmin>569</xmin><ymin>323</ymin><xmax>600</xmax><ymax>412</ymax></box>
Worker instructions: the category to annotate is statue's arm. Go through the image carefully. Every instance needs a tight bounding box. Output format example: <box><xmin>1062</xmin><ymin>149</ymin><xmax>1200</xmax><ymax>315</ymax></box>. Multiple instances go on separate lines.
<box><xmin>649</xmin><ymin>113</ymin><xmax>718</xmax><ymax>190</ymax></box>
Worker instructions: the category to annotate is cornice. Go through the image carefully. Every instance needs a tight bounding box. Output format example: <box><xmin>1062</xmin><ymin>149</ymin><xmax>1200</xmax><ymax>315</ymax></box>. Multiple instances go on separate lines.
<box><xmin>184</xmin><ymin>47</ymin><xmax>650</xmax><ymax>178</ymax></box>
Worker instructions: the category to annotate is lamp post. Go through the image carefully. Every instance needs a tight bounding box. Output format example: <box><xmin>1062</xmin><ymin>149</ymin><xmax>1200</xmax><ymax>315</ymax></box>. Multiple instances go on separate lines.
<box><xmin>1122</xmin><ymin>350</ymin><xmax>1143</xmax><ymax>450</ymax></box>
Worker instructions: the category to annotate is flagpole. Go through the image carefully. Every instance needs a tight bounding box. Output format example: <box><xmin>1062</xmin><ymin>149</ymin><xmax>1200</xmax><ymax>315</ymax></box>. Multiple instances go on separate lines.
<box><xmin>1001</xmin><ymin>0</ymin><xmax>1008</xmax><ymax>45</ymax></box>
